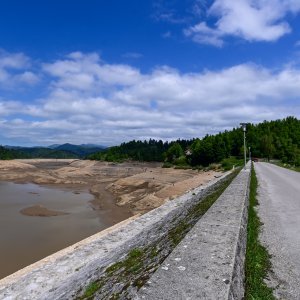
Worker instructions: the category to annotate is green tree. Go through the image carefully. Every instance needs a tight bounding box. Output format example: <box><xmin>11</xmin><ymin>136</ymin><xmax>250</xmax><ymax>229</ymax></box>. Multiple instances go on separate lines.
<box><xmin>260</xmin><ymin>134</ymin><xmax>274</xmax><ymax>161</ymax></box>
<box><xmin>165</xmin><ymin>143</ymin><xmax>184</xmax><ymax>163</ymax></box>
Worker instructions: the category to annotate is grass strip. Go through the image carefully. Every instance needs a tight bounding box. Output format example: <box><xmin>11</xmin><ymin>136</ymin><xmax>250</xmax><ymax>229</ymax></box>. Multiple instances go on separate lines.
<box><xmin>272</xmin><ymin>161</ymin><xmax>300</xmax><ymax>172</ymax></box>
<box><xmin>168</xmin><ymin>168</ymin><xmax>239</xmax><ymax>246</ymax></box>
<box><xmin>245</xmin><ymin>164</ymin><xmax>275</xmax><ymax>300</ymax></box>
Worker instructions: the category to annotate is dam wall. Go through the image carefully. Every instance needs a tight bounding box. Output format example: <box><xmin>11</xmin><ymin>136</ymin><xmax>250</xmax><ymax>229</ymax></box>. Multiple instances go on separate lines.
<box><xmin>0</xmin><ymin>166</ymin><xmax>249</xmax><ymax>299</ymax></box>
<box><xmin>136</xmin><ymin>164</ymin><xmax>251</xmax><ymax>299</ymax></box>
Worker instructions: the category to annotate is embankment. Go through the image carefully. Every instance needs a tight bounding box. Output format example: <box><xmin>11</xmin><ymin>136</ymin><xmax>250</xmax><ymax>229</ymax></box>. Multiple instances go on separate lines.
<box><xmin>0</xmin><ymin>165</ymin><xmax>250</xmax><ymax>299</ymax></box>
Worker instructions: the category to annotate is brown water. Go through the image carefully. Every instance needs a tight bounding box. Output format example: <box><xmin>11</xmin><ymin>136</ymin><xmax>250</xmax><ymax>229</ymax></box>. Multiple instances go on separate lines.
<box><xmin>0</xmin><ymin>181</ymin><xmax>125</xmax><ymax>279</ymax></box>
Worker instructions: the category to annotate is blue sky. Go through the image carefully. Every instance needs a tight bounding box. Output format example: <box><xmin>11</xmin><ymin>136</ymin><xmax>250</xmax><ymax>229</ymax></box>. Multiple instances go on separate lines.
<box><xmin>0</xmin><ymin>0</ymin><xmax>300</xmax><ymax>146</ymax></box>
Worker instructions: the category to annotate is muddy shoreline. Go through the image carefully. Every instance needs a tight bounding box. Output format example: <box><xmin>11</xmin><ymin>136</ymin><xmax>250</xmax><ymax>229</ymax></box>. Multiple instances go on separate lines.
<box><xmin>0</xmin><ymin>159</ymin><xmax>222</xmax><ymax>217</ymax></box>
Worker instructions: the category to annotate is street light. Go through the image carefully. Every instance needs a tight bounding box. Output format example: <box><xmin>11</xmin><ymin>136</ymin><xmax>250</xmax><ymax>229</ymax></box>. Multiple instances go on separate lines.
<box><xmin>249</xmin><ymin>146</ymin><xmax>251</xmax><ymax>162</ymax></box>
<box><xmin>240</xmin><ymin>123</ymin><xmax>247</xmax><ymax>169</ymax></box>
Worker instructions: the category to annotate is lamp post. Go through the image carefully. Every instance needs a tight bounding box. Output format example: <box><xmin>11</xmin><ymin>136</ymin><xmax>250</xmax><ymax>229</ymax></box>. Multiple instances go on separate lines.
<box><xmin>249</xmin><ymin>146</ymin><xmax>251</xmax><ymax>162</ymax></box>
<box><xmin>240</xmin><ymin>123</ymin><xmax>247</xmax><ymax>169</ymax></box>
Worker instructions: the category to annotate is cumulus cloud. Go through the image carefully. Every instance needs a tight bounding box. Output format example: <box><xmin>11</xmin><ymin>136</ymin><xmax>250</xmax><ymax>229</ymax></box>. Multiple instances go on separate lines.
<box><xmin>0</xmin><ymin>49</ymin><xmax>29</xmax><ymax>69</ymax></box>
<box><xmin>43</xmin><ymin>52</ymin><xmax>142</xmax><ymax>91</ymax></box>
<box><xmin>184</xmin><ymin>0</ymin><xmax>300</xmax><ymax>46</ymax></box>
<box><xmin>0</xmin><ymin>100</ymin><xmax>23</xmax><ymax>116</ymax></box>
<box><xmin>0</xmin><ymin>49</ymin><xmax>39</xmax><ymax>88</ymax></box>
<box><xmin>0</xmin><ymin>51</ymin><xmax>299</xmax><ymax>146</ymax></box>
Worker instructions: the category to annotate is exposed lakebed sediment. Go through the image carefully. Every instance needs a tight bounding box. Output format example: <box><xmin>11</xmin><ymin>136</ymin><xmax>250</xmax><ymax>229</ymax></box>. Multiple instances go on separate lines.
<box><xmin>0</xmin><ymin>159</ymin><xmax>221</xmax><ymax>279</ymax></box>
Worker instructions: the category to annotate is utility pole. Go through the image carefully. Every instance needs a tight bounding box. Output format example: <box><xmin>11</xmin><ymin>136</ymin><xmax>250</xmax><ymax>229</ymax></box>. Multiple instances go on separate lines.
<box><xmin>240</xmin><ymin>123</ymin><xmax>247</xmax><ymax>169</ymax></box>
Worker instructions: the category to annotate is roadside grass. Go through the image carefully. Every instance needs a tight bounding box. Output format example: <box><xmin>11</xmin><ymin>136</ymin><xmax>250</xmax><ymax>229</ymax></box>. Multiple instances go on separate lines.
<box><xmin>245</xmin><ymin>165</ymin><xmax>275</xmax><ymax>300</ymax></box>
<box><xmin>271</xmin><ymin>160</ymin><xmax>300</xmax><ymax>172</ymax></box>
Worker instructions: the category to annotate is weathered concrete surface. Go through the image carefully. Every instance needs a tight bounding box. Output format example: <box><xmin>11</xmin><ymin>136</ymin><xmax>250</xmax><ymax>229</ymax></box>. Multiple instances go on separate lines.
<box><xmin>136</xmin><ymin>164</ymin><xmax>250</xmax><ymax>300</ymax></box>
<box><xmin>255</xmin><ymin>162</ymin><xmax>300</xmax><ymax>300</ymax></box>
<box><xmin>0</xmin><ymin>171</ymin><xmax>231</xmax><ymax>300</ymax></box>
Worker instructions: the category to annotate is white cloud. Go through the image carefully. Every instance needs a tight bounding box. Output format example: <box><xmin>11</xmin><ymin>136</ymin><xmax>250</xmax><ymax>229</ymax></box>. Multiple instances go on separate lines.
<box><xmin>184</xmin><ymin>22</ymin><xmax>224</xmax><ymax>47</ymax></box>
<box><xmin>43</xmin><ymin>52</ymin><xmax>142</xmax><ymax>91</ymax></box>
<box><xmin>16</xmin><ymin>71</ymin><xmax>40</xmax><ymax>85</ymax></box>
<box><xmin>0</xmin><ymin>100</ymin><xmax>23</xmax><ymax>116</ymax></box>
<box><xmin>0</xmin><ymin>49</ymin><xmax>39</xmax><ymax>88</ymax></box>
<box><xmin>184</xmin><ymin>0</ymin><xmax>300</xmax><ymax>46</ymax></box>
<box><xmin>0</xmin><ymin>49</ymin><xmax>29</xmax><ymax>69</ymax></box>
<box><xmin>0</xmin><ymin>52</ymin><xmax>299</xmax><ymax>146</ymax></box>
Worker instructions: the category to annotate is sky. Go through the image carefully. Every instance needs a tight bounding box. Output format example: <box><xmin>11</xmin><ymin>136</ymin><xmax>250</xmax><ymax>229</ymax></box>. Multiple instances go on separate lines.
<box><xmin>0</xmin><ymin>0</ymin><xmax>300</xmax><ymax>146</ymax></box>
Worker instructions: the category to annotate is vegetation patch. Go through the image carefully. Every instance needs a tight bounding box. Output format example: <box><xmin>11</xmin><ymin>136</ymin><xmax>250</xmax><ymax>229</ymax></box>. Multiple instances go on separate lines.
<box><xmin>221</xmin><ymin>156</ymin><xmax>244</xmax><ymax>170</ymax></box>
<box><xmin>168</xmin><ymin>220</ymin><xmax>191</xmax><ymax>246</ymax></box>
<box><xmin>80</xmin><ymin>281</ymin><xmax>104</xmax><ymax>299</ymax></box>
<box><xmin>245</xmin><ymin>165</ymin><xmax>275</xmax><ymax>300</ymax></box>
<box><xmin>272</xmin><ymin>160</ymin><xmax>300</xmax><ymax>172</ymax></box>
<box><xmin>168</xmin><ymin>168</ymin><xmax>239</xmax><ymax>247</ymax></box>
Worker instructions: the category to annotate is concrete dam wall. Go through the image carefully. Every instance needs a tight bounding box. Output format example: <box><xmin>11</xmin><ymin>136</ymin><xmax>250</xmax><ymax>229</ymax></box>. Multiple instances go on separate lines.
<box><xmin>0</xmin><ymin>165</ymin><xmax>250</xmax><ymax>299</ymax></box>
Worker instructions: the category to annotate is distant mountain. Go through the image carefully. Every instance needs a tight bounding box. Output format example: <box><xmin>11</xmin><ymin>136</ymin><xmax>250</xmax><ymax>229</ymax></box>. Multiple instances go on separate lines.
<box><xmin>7</xmin><ymin>147</ymin><xmax>78</xmax><ymax>159</ymax></box>
<box><xmin>2</xmin><ymin>143</ymin><xmax>106</xmax><ymax>159</ymax></box>
<box><xmin>52</xmin><ymin>143</ymin><xmax>106</xmax><ymax>157</ymax></box>
<box><xmin>48</xmin><ymin>144</ymin><xmax>60</xmax><ymax>149</ymax></box>
<box><xmin>80</xmin><ymin>143</ymin><xmax>106</xmax><ymax>148</ymax></box>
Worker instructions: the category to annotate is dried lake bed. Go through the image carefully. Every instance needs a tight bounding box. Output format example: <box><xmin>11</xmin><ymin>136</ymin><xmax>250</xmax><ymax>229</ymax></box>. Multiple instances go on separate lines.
<box><xmin>0</xmin><ymin>159</ymin><xmax>221</xmax><ymax>279</ymax></box>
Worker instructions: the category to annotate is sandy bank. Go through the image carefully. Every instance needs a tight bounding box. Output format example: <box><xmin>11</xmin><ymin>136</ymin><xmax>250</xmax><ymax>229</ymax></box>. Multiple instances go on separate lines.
<box><xmin>20</xmin><ymin>205</ymin><xmax>69</xmax><ymax>217</ymax></box>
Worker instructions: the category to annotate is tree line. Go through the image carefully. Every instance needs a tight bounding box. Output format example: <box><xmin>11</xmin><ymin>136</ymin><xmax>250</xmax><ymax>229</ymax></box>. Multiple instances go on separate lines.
<box><xmin>89</xmin><ymin>117</ymin><xmax>300</xmax><ymax>167</ymax></box>
<box><xmin>0</xmin><ymin>146</ymin><xmax>16</xmax><ymax>160</ymax></box>
<box><xmin>0</xmin><ymin>146</ymin><xmax>79</xmax><ymax>159</ymax></box>
<box><xmin>1</xmin><ymin>117</ymin><xmax>299</xmax><ymax>166</ymax></box>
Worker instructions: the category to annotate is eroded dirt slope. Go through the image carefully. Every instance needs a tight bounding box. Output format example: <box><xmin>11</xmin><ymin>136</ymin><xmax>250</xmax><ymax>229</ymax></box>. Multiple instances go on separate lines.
<box><xmin>0</xmin><ymin>159</ymin><xmax>222</xmax><ymax>215</ymax></box>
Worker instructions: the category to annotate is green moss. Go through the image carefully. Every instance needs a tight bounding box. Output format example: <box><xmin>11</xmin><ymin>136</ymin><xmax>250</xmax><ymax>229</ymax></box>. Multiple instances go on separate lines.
<box><xmin>133</xmin><ymin>273</ymin><xmax>151</xmax><ymax>289</ymax></box>
<box><xmin>109</xmin><ymin>293</ymin><xmax>121</xmax><ymax>300</ymax></box>
<box><xmin>168</xmin><ymin>220</ymin><xmax>191</xmax><ymax>246</ymax></box>
<box><xmin>168</xmin><ymin>169</ymin><xmax>239</xmax><ymax>247</ymax></box>
<box><xmin>106</xmin><ymin>248</ymin><xmax>144</xmax><ymax>276</ymax></box>
<box><xmin>190</xmin><ymin>169</ymin><xmax>239</xmax><ymax>220</ymax></box>
<box><xmin>106</xmin><ymin>261</ymin><xmax>124</xmax><ymax>274</ymax></box>
<box><xmin>122</xmin><ymin>249</ymin><xmax>144</xmax><ymax>273</ymax></box>
<box><xmin>80</xmin><ymin>281</ymin><xmax>104</xmax><ymax>299</ymax></box>
<box><xmin>150</xmin><ymin>246</ymin><xmax>159</xmax><ymax>259</ymax></box>
<box><xmin>245</xmin><ymin>165</ymin><xmax>275</xmax><ymax>300</ymax></box>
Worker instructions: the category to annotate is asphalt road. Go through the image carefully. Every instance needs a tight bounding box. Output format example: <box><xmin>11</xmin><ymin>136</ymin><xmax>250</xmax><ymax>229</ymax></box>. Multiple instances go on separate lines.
<box><xmin>255</xmin><ymin>162</ymin><xmax>300</xmax><ymax>299</ymax></box>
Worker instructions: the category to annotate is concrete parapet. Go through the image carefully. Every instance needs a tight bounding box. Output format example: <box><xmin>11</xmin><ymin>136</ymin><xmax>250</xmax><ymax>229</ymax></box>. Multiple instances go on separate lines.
<box><xmin>0</xmin><ymin>171</ymin><xmax>234</xmax><ymax>300</ymax></box>
<box><xmin>136</xmin><ymin>164</ymin><xmax>251</xmax><ymax>300</ymax></box>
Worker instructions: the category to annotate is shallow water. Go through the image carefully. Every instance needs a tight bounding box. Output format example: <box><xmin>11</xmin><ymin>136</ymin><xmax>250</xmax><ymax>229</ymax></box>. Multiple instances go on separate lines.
<box><xmin>0</xmin><ymin>181</ymin><xmax>122</xmax><ymax>279</ymax></box>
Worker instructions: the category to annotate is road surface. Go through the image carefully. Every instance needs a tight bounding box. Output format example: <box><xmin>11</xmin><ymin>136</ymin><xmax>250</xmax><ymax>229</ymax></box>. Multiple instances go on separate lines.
<box><xmin>255</xmin><ymin>162</ymin><xmax>300</xmax><ymax>299</ymax></box>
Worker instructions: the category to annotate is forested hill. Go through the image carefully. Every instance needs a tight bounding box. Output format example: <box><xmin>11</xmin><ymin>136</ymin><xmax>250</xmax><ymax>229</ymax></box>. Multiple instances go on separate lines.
<box><xmin>0</xmin><ymin>146</ymin><xmax>17</xmax><ymax>160</ymax></box>
<box><xmin>89</xmin><ymin>117</ymin><xmax>300</xmax><ymax>167</ymax></box>
<box><xmin>0</xmin><ymin>144</ymin><xmax>105</xmax><ymax>159</ymax></box>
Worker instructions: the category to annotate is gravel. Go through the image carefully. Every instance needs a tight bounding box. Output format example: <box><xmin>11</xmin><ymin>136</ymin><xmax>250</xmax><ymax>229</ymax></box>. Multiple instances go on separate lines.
<box><xmin>255</xmin><ymin>162</ymin><xmax>300</xmax><ymax>300</ymax></box>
